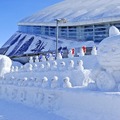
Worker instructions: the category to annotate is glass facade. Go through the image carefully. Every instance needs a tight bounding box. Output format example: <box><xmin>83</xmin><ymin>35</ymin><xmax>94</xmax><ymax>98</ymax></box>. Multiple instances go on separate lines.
<box><xmin>18</xmin><ymin>21</ymin><xmax>120</xmax><ymax>42</ymax></box>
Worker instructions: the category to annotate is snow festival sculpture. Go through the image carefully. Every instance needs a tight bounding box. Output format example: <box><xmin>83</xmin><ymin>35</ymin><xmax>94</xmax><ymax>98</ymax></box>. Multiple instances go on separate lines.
<box><xmin>90</xmin><ymin>26</ymin><xmax>120</xmax><ymax>91</ymax></box>
<box><xmin>0</xmin><ymin>55</ymin><xmax>12</xmax><ymax>77</ymax></box>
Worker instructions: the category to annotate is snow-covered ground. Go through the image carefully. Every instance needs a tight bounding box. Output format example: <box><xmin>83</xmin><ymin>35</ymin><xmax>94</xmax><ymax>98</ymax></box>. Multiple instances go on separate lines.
<box><xmin>0</xmin><ymin>99</ymin><xmax>67</xmax><ymax>120</ymax></box>
<box><xmin>1</xmin><ymin>26</ymin><xmax>120</xmax><ymax>120</ymax></box>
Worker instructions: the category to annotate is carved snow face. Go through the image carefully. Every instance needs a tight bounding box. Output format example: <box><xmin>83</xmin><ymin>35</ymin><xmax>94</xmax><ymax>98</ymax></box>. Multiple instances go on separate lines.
<box><xmin>97</xmin><ymin>26</ymin><xmax>120</xmax><ymax>70</ymax></box>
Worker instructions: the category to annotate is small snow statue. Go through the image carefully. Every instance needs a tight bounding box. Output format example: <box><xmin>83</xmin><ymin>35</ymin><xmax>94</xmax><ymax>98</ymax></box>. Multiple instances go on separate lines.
<box><xmin>29</xmin><ymin>56</ymin><xmax>34</xmax><ymax>63</ymax></box>
<box><xmin>63</xmin><ymin>77</ymin><xmax>72</xmax><ymax>88</ymax></box>
<box><xmin>39</xmin><ymin>64</ymin><xmax>45</xmax><ymax>71</ymax></box>
<box><xmin>41</xmin><ymin>55</ymin><xmax>46</xmax><ymax>62</ymax></box>
<box><xmin>78</xmin><ymin>48</ymin><xmax>84</xmax><ymax>56</ymax></box>
<box><xmin>51</xmin><ymin>76</ymin><xmax>59</xmax><ymax>89</ymax></box>
<box><xmin>91</xmin><ymin>46</ymin><xmax>97</xmax><ymax>55</ymax></box>
<box><xmin>24</xmin><ymin>63</ymin><xmax>33</xmax><ymax>72</ymax></box>
<box><xmin>14</xmin><ymin>66</ymin><xmax>19</xmax><ymax>72</ymax></box>
<box><xmin>41</xmin><ymin>77</ymin><xmax>49</xmax><ymax>88</ymax></box>
<box><xmin>68</xmin><ymin>49</ymin><xmax>74</xmax><ymax>58</ymax></box>
<box><xmin>27</xmin><ymin>64</ymin><xmax>33</xmax><ymax>72</ymax></box>
<box><xmin>48</xmin><ymin>53</ymin><xmax>54</xmax><ymax>61</ymax></box>
<box><xmin>68</xmin><ymin>60</ymin><xmax>74</xmax><ymax>70</ymax></box>
<box><xmin>45</xmin><ymin>62</ymin><xmax>50</xmax><ymax>70</ymax></box>
<box><xmin>10</xmin><ymin>66</ymin><xmax>15</xmax><ymax>72</ymax></box>
<box><xmin>59</xmin><ymin>61</ymin><xmax>66</xmax><ymax>70</ymax></box>
<box><xmin>57</xmin><ymin>53</ymin><xmax>62</xmax><ymax>60</ymax></box>
<box><xmin>51</xmin><ymin>61</ymin><xmax>57</xmax><ymax>70</ymax></box>
<box><xmin>35</xmin><ymin>56</ymin><xmax>39</xmax><ymax>63</ymax></box>
<box><xmin>76</xmin><ymin>60</ymin><xmax>84</xmax><ymax>71</ymax></box>
<box><xmin>0</xmin><ymin>55</ymin><xmax>12</xmax><ymax>77</ymax></box>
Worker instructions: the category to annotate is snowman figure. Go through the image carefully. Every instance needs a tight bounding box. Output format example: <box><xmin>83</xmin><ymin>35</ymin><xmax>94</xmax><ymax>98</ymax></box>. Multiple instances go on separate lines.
<box><xmin>24</xmin><ymin>63</ymin><xmax>33</xmax><ymax>72</ymax></box>
<box><xmin>41</xmin><ymin>77</ymin><xmax>49</xmax><ymax>88</ymax></box>
<box><xmin>59</xmin><ymin>61</ymin><xmax>66</xmax><ymax>71</ymax></box>
<box><xmin>63</xmin><ymin>77</ymin><xmax>72</xmax><ymax>88</ymax></box>
<box><xmin>89</xmin><ymin>26</ymin><xmax>120</xmax><ymax>91</ymax></box>
<box><xmin>10</xmin><ymin>66</ymin><xmax>15</xmax><ymax>72</ymax></box>
<box><xmin>48</xmin><ymin>53</ymin><xmax>54</xmax><ymax>61</ymax></box>
<box><xmin>45</xmin><ymin>62</ymin><xmax>50</xmax><ymax>71</ymax></box>
<box><xmin>68</xmin><ymin>60</ymin><xmax>74</xmax><ymax>70</ymax></box>
<box><xmin>91</xmin><ymin>46</ymin><xmax>97</xmax><ymax>55</ymax></box>
<box><xmin>35</xmin><ymin>56</ymin><xmax>39</xmax><ymax>63</ymax></box>
<box><xmin>77</xmin><ymin>48</ymin><xmax>85</xmax><ymax>57</ymax></box>
<box><xmin>14</xmin><ymin>66</ymin><xmax>19</xmax><ymax>72</ymax></box>
<box><xmin>39</xmin><ymin>64</ymin><xmax>45</xmax><ymax>71</ymax></box>
<box><xmin>57</xmin><ymin>53</ymin><xmax>62</xmax><ymax>60</ymax></box>
<box><xmin>68</xmin><ymin>49</ymin><xmax>74</xmax><ymax>58</ymax></box>
<box><xmin>51</xmin><ymin>76</ymin><xmax>59</xmax><ymax>89</ymax></box>
<box><xmin>76</xmin><ymin>60</ymin><xmax>84</xmax><ymax>71</ymax></box>
<box><xmin>41</xmin><ymin>55</ymin><xmax>46</xmax><ymax>62</ymax></box>
<box><xmin>51</xmin><ymin>61</ymin><xmax>57</xmax><ymax>70</ymax></box>
<box><xmin>29</xmin><ymin>56</ymin><xmax>34</xmax><ymax>63</ymax></box>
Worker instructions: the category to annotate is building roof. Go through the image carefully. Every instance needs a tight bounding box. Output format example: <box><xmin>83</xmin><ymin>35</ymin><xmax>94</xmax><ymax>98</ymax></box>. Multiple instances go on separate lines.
<box><xmin>18</xmin><ymin>0</ymin><xmax>120</xmax><ymax>26</ymax></box>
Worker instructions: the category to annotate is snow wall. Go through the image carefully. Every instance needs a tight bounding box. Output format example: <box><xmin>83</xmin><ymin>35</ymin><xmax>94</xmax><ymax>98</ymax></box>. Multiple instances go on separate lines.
<box><xmin>0</xmin><ymin>85</ymin><xmax>120</xmax><ymax>120</ymax></box>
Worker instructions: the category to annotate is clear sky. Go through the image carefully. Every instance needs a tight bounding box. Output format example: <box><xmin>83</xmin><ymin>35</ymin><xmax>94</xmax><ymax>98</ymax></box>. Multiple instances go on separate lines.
<box><xmin>0</xmin><ymin>0</ymin><xmax>63</xmax><ymax>47</ymax></box>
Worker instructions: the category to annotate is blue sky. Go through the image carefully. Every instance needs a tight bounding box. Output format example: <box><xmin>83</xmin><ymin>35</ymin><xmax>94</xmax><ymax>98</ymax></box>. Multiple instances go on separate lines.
<box><xmin>0</xmin><ymin>0</ymin><xmax>63</xmax><ymax>47</ymax></box>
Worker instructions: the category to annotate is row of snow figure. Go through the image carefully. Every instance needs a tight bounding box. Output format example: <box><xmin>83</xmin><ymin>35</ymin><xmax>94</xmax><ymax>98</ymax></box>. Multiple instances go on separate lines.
<box><xmin>11</xmin><ymin>59</ymin><xmax>84</xmax><ymax>72</ymax></box>
<box><xmin>0</xmin><ymin>76</ymin><xmax>72</xmax><ymax>89</ymax></box>
<box><xmin>29</xmin><ymin>46</ymin><xmax>97</xmax><ymax>63</ymax></box>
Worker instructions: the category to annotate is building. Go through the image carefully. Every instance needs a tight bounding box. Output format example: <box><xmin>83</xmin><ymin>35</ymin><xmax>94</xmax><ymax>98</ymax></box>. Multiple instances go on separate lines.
<box><xmin>1</xmin><ymin>0</ymin><xmax>120</xmax><ymax>58</ymax></box>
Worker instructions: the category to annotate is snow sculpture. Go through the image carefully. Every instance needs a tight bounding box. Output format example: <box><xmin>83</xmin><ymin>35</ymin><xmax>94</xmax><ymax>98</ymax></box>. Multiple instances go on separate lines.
<box><xmin>10</xmin><ymin>66</ymin><xmax>15</xmax><ymax>72</ymax></box>
<box><xmin>51</xmin><ymin>61</ymin><xmax>57</xmax><ymax>70</ymax></box>
<box><xmin>90</xmin><ymin>26</ymin><xmax>120</xmax><ymax>91</ymax></box>
<box><xmin>91</xmin><ymin>46</ymin><xmax>97</xmax><ymax>55</ymax></box>
<box><xmin>76</xmin><ymin>60</ymin><xmax>84</xmax><ymax>71</ymax></box>
<box><xmin>45</xmin><ymin>62</ymin><xmax>50</xmax><ymax>71</ymax></box>
<box><xmin>59</xmin><ymin>61</ymin><xmax>66</xmax><ymax>71</ymax></box>
<box><xmin>29</xmin><ymin>56</ymin><xmax>34</xmax><ymax>63</ymax></box>
<box><xmin>41</xmin><ymin>55</ymin><xmax>46</xmax><ymax>62</ymax></box>
<box><xmin>48</xmin><ymin>53</ymin><xmax>54</xmax><ymax>61</ymax></box>
<box><xmin>63</xmin><ymin>77</ymin><xmax>72</xmax><ymax>88</ymax></box>
<box><xmin>57</xmin><ymin>53</ymin><xmax>62</xmax><ymax>60</ymax></box>
<box><xmin>68</xmin><ymin>60</ymin><xmax>74</xmax><ymax>70</ymax></box>
<box><xmin>0</xmin><ymin>55</ymin><xmax>12</xmax><ymax>77</ymax></box>
<box><xmin>35</xmin><ymin>56</ymin><xmax>39</xmax><ymax>63</ymax></box>
<box><xmin>68</xmin><ymin>49</ymin><xmax>74</xmax><ymax>58</ymax></box>
<box><xmin>77</xmin><ymin>48</ymin><xmax>85</xmax><ymax>56</ymax></box>
<box><xmin>51</xmin><ymin>76</ymin><xmax>59</xmax><ymax>89</ymax></box>
<box><xmin>14</xmin><ymin>66</ymin><xmax>19</xmax><ymax>72</ymax></box>
<box><xmin>39</xmin><ymin>64</ymin><xmax>45</xmax><ymax>71</ymax></box>
<box><xmin>41</xmin><ymin>77</ymin><xmax>49</xmax><ymax>88</ymax></box>
<box><xmin>24</xmin><ymin>63</ymin><xmax>33</xmax><ymax>72</ymax></box>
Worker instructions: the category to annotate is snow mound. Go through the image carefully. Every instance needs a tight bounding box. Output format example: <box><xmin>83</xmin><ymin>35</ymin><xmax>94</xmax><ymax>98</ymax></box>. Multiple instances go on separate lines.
<box><xmin>0</xmin><ymin>55</ymin><xmax>12</xmax><ymax>77</ymax></box>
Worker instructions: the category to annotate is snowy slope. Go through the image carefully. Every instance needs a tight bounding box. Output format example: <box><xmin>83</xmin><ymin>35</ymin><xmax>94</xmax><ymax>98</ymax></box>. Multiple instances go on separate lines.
<box><xmin>19</xmin><ymin>0</ymin><xmax>120</xmax><ymax>26</ymax></box>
